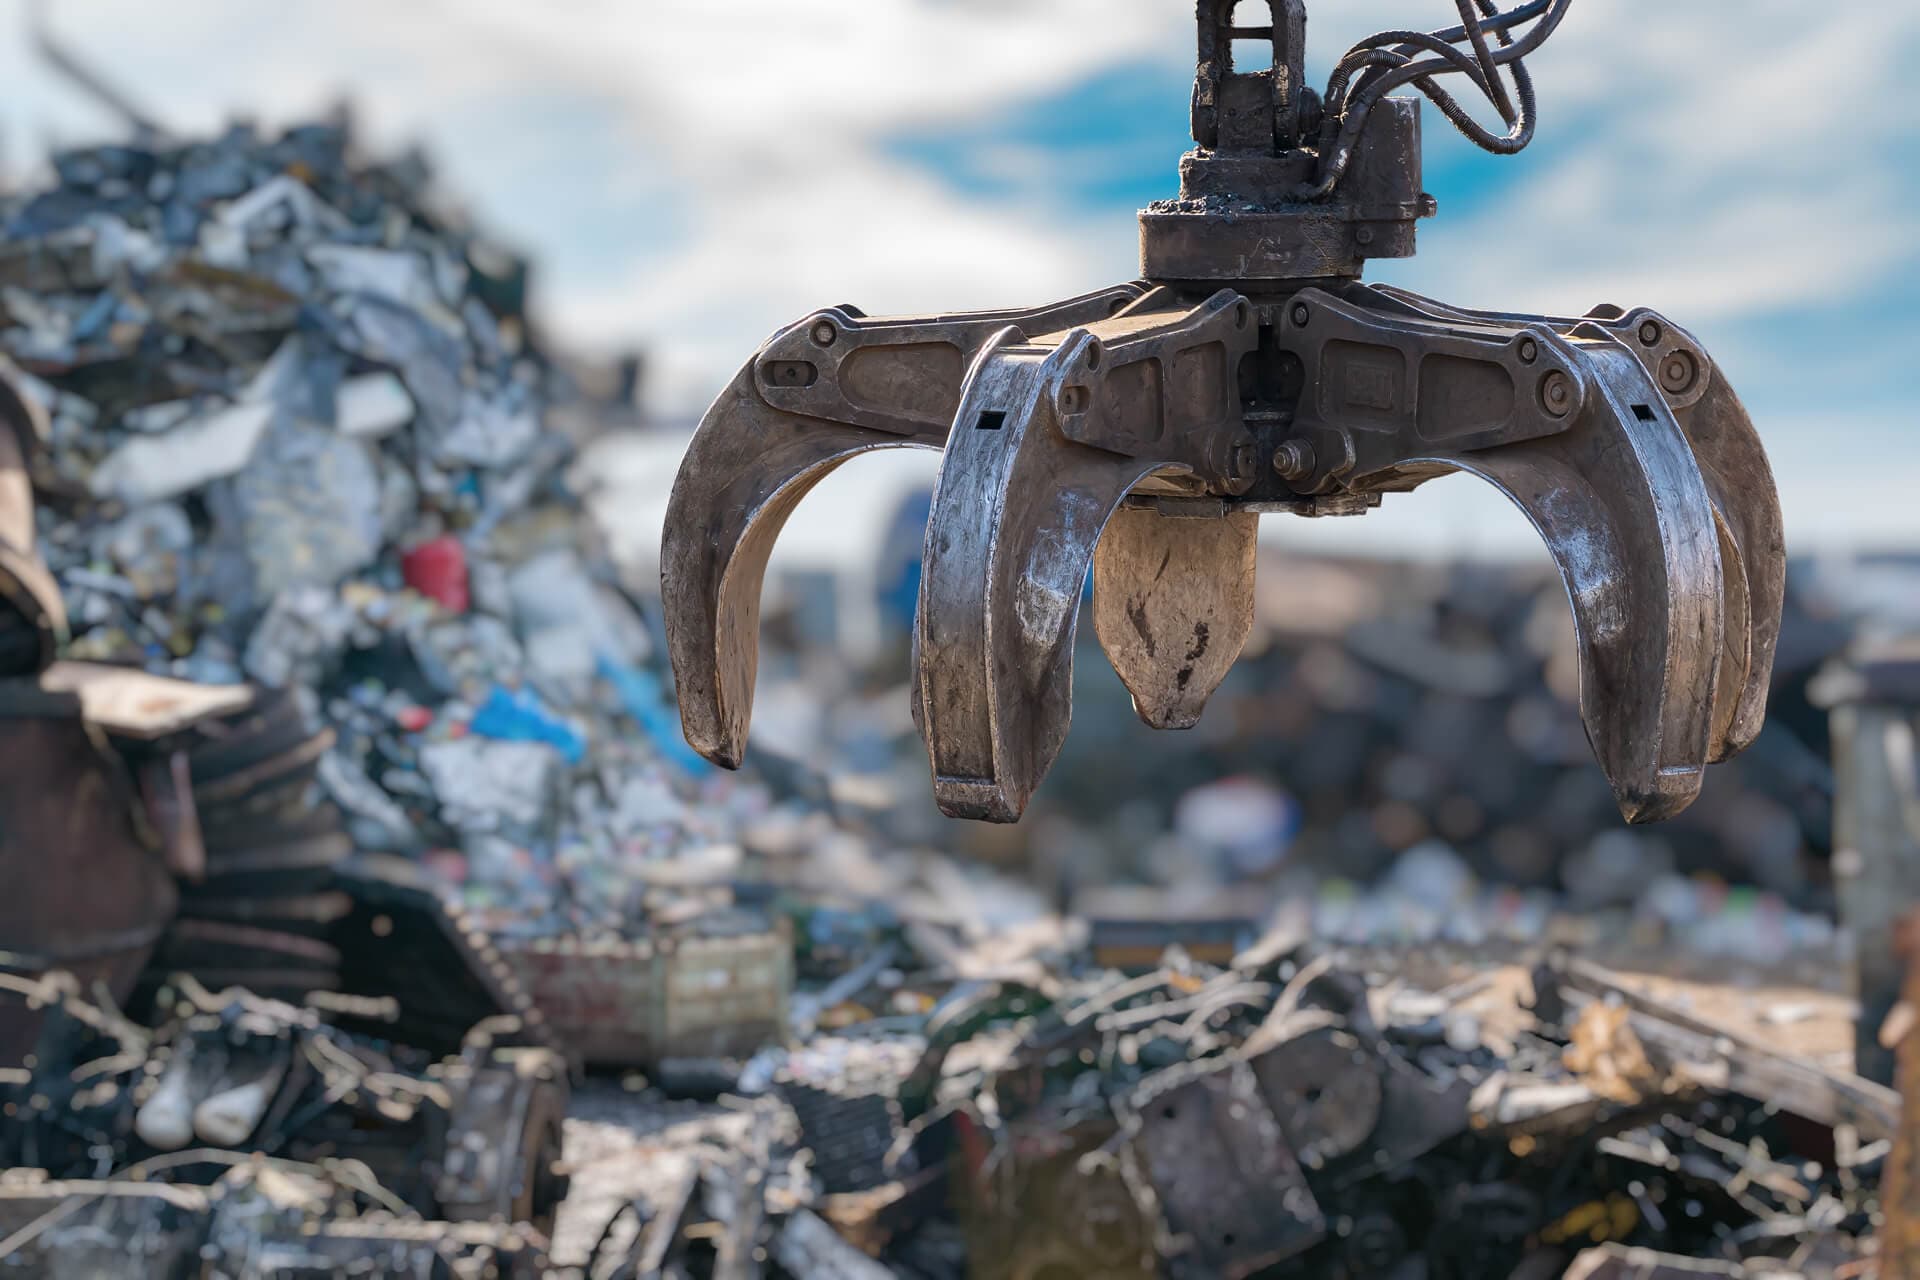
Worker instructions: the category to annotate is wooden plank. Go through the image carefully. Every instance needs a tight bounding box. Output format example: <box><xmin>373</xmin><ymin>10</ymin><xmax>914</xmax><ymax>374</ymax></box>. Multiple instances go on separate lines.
<box><xmin>39</xmin><ymin>661</ymin><xmax>251</xmax><ymax>739</ymax></box>
<box><xmin>1558</xmin><ymin>958</ymin><xmax>1901</xmax><ymax>1146</ymax></box>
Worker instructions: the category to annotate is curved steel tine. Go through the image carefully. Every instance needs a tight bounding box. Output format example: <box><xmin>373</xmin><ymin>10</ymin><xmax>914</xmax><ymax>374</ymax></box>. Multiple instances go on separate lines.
<box><xmin>662</xmin><ymin>362</ymin><xmax>941</xmax><ymax>768</ymax></box>
<box><xmin>1709</xmin><ymin>506</ymin><xmax>1752</xmax><ymax>762</ymax></box>
<box><xmin>1092</xmin><ymin>505</ymin><xmax>1258</xmax><ymax>730</ymax></box>
<box><xmin>1351</xmin><ymin>283</ymin><xmax>1780</xmax><ymax>762</ymax></box>
<box><xmin>1390</xmin><ymin>341</ymin><xmax>1725</xmax><ymax>823</ymax></box>
<box><xmin>663</xmin><ymin>285</ymin><xmax>1145</xmax><ymax>771</ymax></box>
<box><xmin>914</xmin><ymin>330</ymin><xmax>1180</xmax><ymax>822</ymax></box>
<box><xmin>1640</xmin><ymin>328</ymin><xmax>1783</xmax><ymax>757</ymax></box>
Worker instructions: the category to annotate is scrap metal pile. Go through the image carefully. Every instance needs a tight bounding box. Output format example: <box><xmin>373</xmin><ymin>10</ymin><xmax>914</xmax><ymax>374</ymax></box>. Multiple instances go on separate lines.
<box><xmin>1027</xmin><ymin>552</ymin><xmax>1843</xmax><ymax>947</ymax></box>
<box><xmin>0</xmin><ymin>107</ymin><xmax>791</xmax><ymax>934</ymax></box>
<box><xmin>771</xmin><ymin>547</ymin><xmax>1841</xmax><ymax>951</ymax></box>
<box><xmin>3</xmin><ymin>912</ymin><xmax>1897</xmax><ymax>1277</ymax></box>
<box><xmin>1</xmin><ymin>971</ymin><xmax>562</xmax><ymax>1276</ymax></box>
<box><xmin>560</xmin><ymin>933</ymin><xmax>1889</xmax><ymax>1279</ymax></box>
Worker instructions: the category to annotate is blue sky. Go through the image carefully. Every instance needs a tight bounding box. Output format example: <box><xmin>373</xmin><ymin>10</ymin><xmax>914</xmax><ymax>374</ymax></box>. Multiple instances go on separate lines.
<box><xmin>0</xmin><ymin>0</ymin><xmax>1913</xmax><ymax>560</ymax></box>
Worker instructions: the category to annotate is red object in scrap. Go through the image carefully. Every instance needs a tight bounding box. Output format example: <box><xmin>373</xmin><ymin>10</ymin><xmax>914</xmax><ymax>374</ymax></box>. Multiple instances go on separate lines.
<box><xmin>402</xmin><ymin>536</ymin><xmax>469</xmax><ymax>613</ymax></box>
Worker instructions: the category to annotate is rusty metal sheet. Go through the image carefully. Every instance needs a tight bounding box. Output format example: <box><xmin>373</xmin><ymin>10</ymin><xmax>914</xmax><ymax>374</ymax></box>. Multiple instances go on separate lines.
<box><xmin>1126</xmin><ymin>1059</ymin><xmax>1324</xmax><ymax>1277</ymax></box>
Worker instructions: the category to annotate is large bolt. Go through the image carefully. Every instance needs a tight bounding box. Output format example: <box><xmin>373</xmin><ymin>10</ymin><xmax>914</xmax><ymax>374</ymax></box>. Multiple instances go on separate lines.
<box><xmin>1660</xmin><ymin>351</ymin><xmax>1698</xmax><ymax>396</ymax></box>
<box><xmin>810</xmin><ymin>320</ymin><xmax>837</xmax><ymax>347</ymax></box>
<box><xmin>1273</xmin><ymin>439</ymin><xmax>1317</xmax><ymax>482</ymax></box>
<box><xmin>1539</xmin><ymin>372</ymin><xmax>1574</xmax><ymax>418</ymax></box>
<box><xmin>1209</xmin><ymin>434</ymin><xmax>1259</xmax><ymax>489</ymax></box>
<box><xmin>1637</xmin><ymin>319</ymin><xmax>1662</xmax><ymax>347</ymax></box>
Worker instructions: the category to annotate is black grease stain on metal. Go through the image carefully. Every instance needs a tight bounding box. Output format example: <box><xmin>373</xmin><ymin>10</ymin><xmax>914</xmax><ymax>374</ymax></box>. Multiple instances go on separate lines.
<box><xmin>1185</xmin><ymin>621</ymin><xmax>1212</xmax><ymax>664</ymax></box>
<box><xmin>1129</xmin><ymin>599</ymin><xmax>1157</xmax><ymax>657</ymax></box>
<box><xmin>1176</xmin><ymin>622</ymin><xmax>1211</xmax><ymax>690</ymax></box>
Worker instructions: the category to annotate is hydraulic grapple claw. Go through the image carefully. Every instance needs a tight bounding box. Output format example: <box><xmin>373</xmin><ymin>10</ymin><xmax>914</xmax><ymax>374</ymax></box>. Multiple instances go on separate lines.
<box><xmin>661</xmin><ymin>0</ymin><xmax>1782</xmax><ymax>828</ymax></box>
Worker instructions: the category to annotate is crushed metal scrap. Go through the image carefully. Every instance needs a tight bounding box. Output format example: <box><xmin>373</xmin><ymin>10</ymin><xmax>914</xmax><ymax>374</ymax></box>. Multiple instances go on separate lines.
<box><xmin>5</xmin><ymin>875</ymin><xmax>1893</xmax><ymax>1278</ymax></box>
<box><xmin>0</xmin><ymin>969</ymin><xmax>563</xmax><ymax>1273</ymax></box>
<box><xmin>552</xmin><ymin>936</ymin><xmax>1885</xmax><ymax>1279</ymax></box>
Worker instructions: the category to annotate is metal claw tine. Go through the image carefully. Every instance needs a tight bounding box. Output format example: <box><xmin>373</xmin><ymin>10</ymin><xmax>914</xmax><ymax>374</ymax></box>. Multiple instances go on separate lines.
<box><xmin>915</xmin><ymin>330</ymin><xmax>1181</xmax><ymax>822</ymax></box>
<box><xmin>1352</xmin><ymin>283</ymin><xmax>1783</xmax><ymax>763</ymax></box>
<box><xmin>1391</xmin><ymin>341</ymin><xmax>1725</xmax><ymax>823</ymax></box>
<box><xmin>662</xmin><ymin>362</ymin><xmax>942</xmax><ymax>768</ymax></box>
<box><xmin>1092</xmin><ymin>506</ymin><xmax>1258</xmax><ymax>730</ymax></box>
<box><xmin>662</xmin><ymin>286</ymin><xmax>1145</xmax><ymax>770</ymax></box>
<box><xmin>1649</xmin><ymin>340</ymin><xmax>1784</xmax><ymax>757</ymax></box>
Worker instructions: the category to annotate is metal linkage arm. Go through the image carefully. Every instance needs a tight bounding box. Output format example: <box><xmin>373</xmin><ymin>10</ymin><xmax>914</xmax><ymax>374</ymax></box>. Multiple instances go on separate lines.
<box><xmin>1266</xmin><ymin>287</ymin><xmax>1591</xmax><ymax>493</ymax></box>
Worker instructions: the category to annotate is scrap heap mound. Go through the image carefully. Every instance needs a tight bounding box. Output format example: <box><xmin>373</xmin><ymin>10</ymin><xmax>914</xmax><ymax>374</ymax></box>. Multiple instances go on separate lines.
<box><xmin>0</xmin><ymin>119</ymin><xmax>770</xmax><ymax>933</ymax></box>
<box><xmin>9</xmin><ymin>924</ymin><xmax>1885</xmax><ymax>1278</ymax></box>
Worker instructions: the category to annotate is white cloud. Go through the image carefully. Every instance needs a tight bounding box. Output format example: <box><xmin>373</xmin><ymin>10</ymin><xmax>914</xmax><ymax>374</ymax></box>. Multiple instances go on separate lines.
<box><xmin>549</xmin><ymin>151</ymin><xmax>1135</xmax><ymax>409</ymax></box>
<box><xmin>408</xmin><ymin>0</ymin><xmax>1190</xmax><ymax>146</ymax></box>
<box><xmin>1397</xmin><ymin>0</ymin><xmax>1920</xmax><ymax>326</ymax></box>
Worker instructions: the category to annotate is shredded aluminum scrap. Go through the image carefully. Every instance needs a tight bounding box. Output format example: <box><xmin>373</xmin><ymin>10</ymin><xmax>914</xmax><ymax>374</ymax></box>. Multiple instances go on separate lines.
<box><xmin>661</xmin><ymin>0</ymin><xmax>1786</xmax><ymax>828</ymax></box>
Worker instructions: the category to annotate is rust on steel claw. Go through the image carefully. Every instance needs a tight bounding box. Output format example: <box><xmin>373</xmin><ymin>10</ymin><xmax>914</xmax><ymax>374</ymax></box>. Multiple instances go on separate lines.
<box><xmin>661</xmin><ymin>0</ymin><xmax>1785</xmax><ymax>826</ymax></box>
